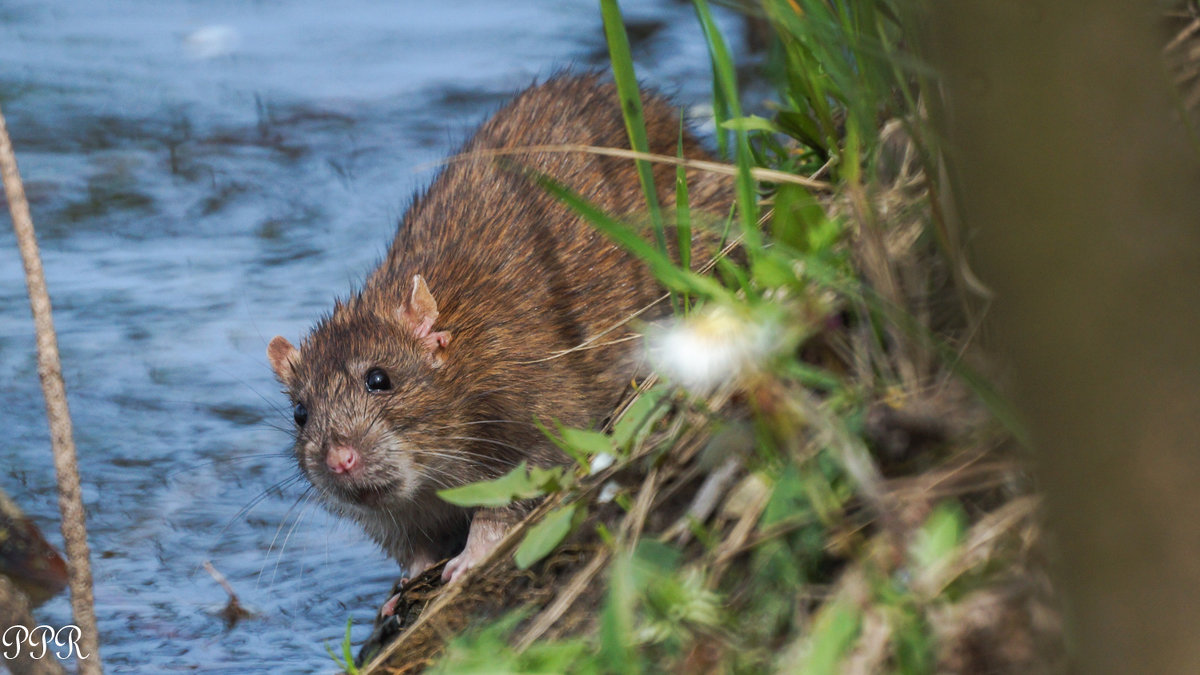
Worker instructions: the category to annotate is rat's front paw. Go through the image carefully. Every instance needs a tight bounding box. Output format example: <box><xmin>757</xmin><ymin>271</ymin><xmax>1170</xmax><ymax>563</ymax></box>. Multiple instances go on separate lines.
<box><xmin>441</xmin><ymin>533</ymin><xmax>500</xmax><ymax>583</ymax></box>
<box><xmin>441</xmin><ymin>510</ymin><xmax>513</xmax><ymax>583</ymax></box>
<box><xmin>442</xmin><ymin>550</ymin><xmax>474</xmax><ymax>584</ymax></box>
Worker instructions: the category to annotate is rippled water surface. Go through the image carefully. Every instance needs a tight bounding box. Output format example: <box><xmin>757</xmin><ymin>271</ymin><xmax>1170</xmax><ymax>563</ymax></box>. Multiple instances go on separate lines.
<box><xmin>0</xmin><ymin>1</ymin><xmax>745</xmax><ymax>671</ymax></box>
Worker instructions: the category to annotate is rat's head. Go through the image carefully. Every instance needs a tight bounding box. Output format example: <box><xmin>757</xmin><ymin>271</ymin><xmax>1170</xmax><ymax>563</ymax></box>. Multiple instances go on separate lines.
<box><xmin>267</xmin><ymin>275</ymin><xmax>459</xmax><ymax>515</ymax></box>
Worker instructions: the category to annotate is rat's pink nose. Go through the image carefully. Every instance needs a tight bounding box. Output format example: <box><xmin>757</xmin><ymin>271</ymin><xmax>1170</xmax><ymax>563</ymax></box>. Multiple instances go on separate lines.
<box><xmin>326</xmin><ymin>445</ymin><xmax>359</xmax><ymax>474</ymax></box>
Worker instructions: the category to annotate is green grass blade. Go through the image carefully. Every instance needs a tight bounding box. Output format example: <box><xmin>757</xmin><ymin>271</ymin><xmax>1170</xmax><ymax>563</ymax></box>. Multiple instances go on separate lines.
<box><xmin>675</xmin><ymin>117</ymin><xmax>693</xmax><ymax>312</ymax></box>
<box><xmin>600</xmin><ymin>0</ymin><xmax>667</xmax><ymax>256</ymax></box>
<box><xmin>342</xmin><ymin>618</ymin><xmax>358</xmax><ymax>675</ymax></box>
<box><xmin>537</xmin><ymin>173</ymin><xmax>732</xmax><ymax>302</ymax></box>
<box><xmin>711</xmin><ymin>76</ymin><xmax>730</xmax><ymax>158</ymax></box>
<box><xmin>674</xmin><ymin>119</ymin><xmax>692</xmax><ymax>273</ymax></box>
<box><xmin>693</xmin><ymin>0</ymin><xmax>761</xmax><ymax>255</ymax></box>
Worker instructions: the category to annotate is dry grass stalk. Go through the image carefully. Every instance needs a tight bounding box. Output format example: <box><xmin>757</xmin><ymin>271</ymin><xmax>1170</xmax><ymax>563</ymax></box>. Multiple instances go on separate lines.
<box><xmin>0</xmin><ymin>104</ymin><xmax>103</xmax><ymax>675</ymax></box>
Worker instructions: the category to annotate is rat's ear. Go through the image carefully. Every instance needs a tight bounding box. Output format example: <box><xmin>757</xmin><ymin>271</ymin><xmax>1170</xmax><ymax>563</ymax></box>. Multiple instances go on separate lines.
<box><xmin>400</xmin><ymin>275</ymin><xmax>452</xmax><ymax>361</ymax></box>
<box><xmin>402</xmin><ymin>274</ymin><xmax>439</xmax><ymax>329</ymax></box>
<box><xmin>267</xmin><ymin>336</ymin><xmax>300</xmax><ymax>384</ymax></box>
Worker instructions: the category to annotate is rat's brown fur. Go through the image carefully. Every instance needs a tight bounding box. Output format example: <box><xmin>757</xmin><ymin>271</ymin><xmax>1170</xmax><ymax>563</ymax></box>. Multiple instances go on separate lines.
<box><xmin>268</xmin><ymin>75</ymin><xmax>731</xmax><ymax>578</ymax></box>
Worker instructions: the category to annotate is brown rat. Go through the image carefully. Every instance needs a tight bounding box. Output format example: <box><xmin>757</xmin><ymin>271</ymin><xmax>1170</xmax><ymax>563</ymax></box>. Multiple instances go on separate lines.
<box><xmin>266</xmin><ymin>75</ymin><xmax>730</xmax><ymax>583</ymax></box>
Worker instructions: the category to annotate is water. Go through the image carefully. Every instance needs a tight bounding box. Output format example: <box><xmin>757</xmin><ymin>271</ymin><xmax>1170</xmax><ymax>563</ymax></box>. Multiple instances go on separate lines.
<box><xmin>0</xmin><ymin>1</ymin><xmax>747</xmax><ymax>672</ymax></box>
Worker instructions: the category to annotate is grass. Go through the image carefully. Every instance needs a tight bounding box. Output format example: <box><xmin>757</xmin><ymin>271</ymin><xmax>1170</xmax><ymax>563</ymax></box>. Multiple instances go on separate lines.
<box><xmin>327</xmin><ymin>618</ymin><xmax>360</xmax><ymax>675</ymax></box>
<box><xmin>353</xmin><ymin>1</ymin><xmax>1055</xmax><ymax>673</ymax></box>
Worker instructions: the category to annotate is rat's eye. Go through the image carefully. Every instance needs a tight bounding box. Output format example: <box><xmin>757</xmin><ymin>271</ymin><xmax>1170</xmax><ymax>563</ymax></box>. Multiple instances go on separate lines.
<box><xmin>293</xmin><ymin>402</ymin><xmax>308</xmax><ymax>427</ymax></box>
<box><xmin>365</xmin><ymin>368</ymin><xmax>392</xmax><ymax>392</ymax></box>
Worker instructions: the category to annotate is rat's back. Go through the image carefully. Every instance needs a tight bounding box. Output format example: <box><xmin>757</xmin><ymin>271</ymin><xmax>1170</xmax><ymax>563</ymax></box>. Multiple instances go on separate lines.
<box><xmin>363</xmin><ymin>76</ymin><xmax>730</xmax><ymax>421</ymax></box>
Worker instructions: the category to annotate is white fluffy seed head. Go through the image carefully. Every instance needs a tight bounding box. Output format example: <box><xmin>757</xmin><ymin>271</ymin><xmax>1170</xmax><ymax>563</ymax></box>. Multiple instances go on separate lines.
<box><xmin>646</xmin><ymin>305</ymin><xmax>773</xmax><ymax>393</ymax></box>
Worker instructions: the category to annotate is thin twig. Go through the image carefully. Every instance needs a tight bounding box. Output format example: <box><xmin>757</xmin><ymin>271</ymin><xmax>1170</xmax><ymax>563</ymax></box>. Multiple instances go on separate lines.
<box><xmin>662</xmin><ymin>456</ymin><xmax>742</xmax><ymax>544</ymax></box>
<box><xmin>204</xmin><ymin>560</ymin><xmax>252</xmax><ymax>627</ymax></box>
<box><xmin>0</xmin><ymin>103</ymin><xmax>103</xmax><ymax>674</ymax></box>
<box><xmin>513</xmin><ymin>549</ymin><xmax>610</xmax><ymax>651</ymax></box>
<box><xmin>1165</xmin><ymin>18</ymin><xmax>1200</xmax><ymax>53</ymax></box>
<box><xmin>708</xmin><ymin>478</ymin><xmax>771</xmax><ymax>586</ymax></box>
<box><xmin>420</xmin><ymin>143</ymin><xmax>834</xmax><ymax>191</ymax></box>
<box><xmin>622</xmin><ymin>467</ymin><xmax>659</xmax><ymax>545</ymax></box>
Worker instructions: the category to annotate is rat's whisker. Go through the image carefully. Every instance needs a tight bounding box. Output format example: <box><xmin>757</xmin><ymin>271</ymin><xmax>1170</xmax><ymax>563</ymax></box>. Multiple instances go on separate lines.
<box><xmin>270</xmin><ymin>493</ymin><xmax>314</xmax><ymax>588</ymax></box>
<box><xmin>443</xmin><ymin>436</ymin><xmax>530</xmax><ymax>455</ymax></box>
<box><xmin>257</xmin><ymin>486</ymin><xmax>314</xmax><ymax>588</ymax></box>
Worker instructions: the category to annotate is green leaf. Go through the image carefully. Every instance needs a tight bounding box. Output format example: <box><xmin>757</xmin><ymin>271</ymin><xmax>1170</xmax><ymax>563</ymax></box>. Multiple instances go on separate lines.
<box><xmin>632</xmin><ymin>539</ymin><xmax>682</xmax><ymax>580</ymax></box>
<box><xmin>535</xmin><ymin>418</ymin><xmax>615</xmax><ymax>471</ymax></box>
<box><xmin>776</xmin><ymin>110</ymin><xmax>828</xmax><ymax>154</ymax></box>
<box><xmin>799</xmin><ymin>598</ymin><xmax>862</xmax><ymax>675</ymax></box>
<box><xmin>429</xmin><ymin>611</ymin><xmax>527</xmax><ymax>674</ymax></box>
<box><xmin>527</xmin><ymin>464</ymin><xmax>569</xmax><ymax>494</ymax></box>
<box><xmin>750</xmin><ymin>252</ymin><xmax>796</xmax><ymax>290</ymax></box>
<box><xmin>514</xmin><ymin>503</ymin><xmax>580</xmax><ymax>570</ymax></box>
<box><xmin>762</xmin><ymin>463</ymin><xmax>805</xmax><ymax>527</ymax></box>
<box><xmin>910</xmin><ymin>500</ymin><xmax>966</xmax><ymax>573</ymax></box>
<box><xmin>559</xmin><ymin>426</ymin><xmax>615</xmax><ymax>458</ymax></box>
<box><xmin>772</xmin><ymin>182</ymin><xmax>832</xmax><ymax>253</ymax></box>
<box><xmin>599</xmin><ymin>552</ymin><xmax>639</xmax><ymax>674</ymax></box>
<box><xmin>612</xmin><ymin>387</ymin><xmax>667</xmax><ymax>450</ymax></box>
<box><xmin>437</xmin><ymin>462</ymin><xmax>543</xmax><ymax>507</ymax></box>
<box><xmin>520</xmin><ymin>638</ymin><xmax>592</xmax><ymax>673</ymax></box>
<box><xmin>890</xmin><ymin>603</ymin><xmax>936</xmax><ymax>675</ymax></box>
<box><xmin>534</xmin><ymin>417</ymin><xmax>591</xmax><ymax>470</ymax></box>
<box><xmin>721</xmin><ymin>115</ymin><xmax>783</xmax><ymax>134</ymax></box>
